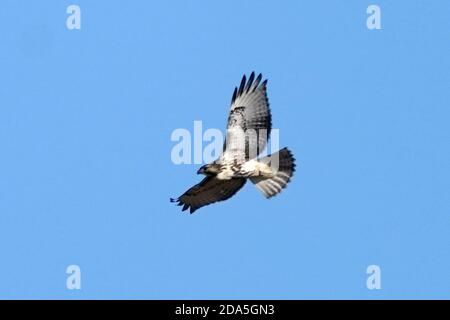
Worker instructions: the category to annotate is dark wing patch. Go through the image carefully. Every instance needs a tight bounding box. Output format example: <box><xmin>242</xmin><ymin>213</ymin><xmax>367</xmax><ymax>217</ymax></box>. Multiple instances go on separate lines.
<box><xmin>170</xmin><ymin>177</ymin><xmax>246</xmax><ymax>213</ymax></box>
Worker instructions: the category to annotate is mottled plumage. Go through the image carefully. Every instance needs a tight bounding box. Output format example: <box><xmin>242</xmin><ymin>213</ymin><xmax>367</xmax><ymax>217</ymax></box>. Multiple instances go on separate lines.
<box><xmin>171</xmin><ymin>72</ymin><xmax>295</xmax><ymax>213</ymax></box>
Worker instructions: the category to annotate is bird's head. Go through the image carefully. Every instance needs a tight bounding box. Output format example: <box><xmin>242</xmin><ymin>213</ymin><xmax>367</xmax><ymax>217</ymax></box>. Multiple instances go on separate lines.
<box><xmin>197</xmin><ymin>164</ymin><xmax>220</xmax><ymax>176</ymax></box>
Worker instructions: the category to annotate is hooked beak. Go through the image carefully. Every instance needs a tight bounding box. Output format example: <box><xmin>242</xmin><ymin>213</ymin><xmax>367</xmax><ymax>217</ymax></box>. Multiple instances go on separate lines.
<box><xmin>197</xmin><ymin>167</ymin><xmax>205</xmax><ymax>174</ymax></box>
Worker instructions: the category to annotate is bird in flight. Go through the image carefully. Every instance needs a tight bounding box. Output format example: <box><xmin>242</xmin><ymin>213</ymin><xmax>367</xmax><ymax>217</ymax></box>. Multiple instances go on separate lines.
<box><xmin>171</xmin><ymin>72</ymin><xmax>295</xmax><ymax>213</ymax></box>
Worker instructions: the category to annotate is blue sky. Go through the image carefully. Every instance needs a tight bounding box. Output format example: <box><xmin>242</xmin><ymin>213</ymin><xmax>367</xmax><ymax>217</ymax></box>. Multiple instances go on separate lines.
<box><xmin>0</xmin><ymin>1</ymin><xmax>449</xmax><ymax>299</ymax></box>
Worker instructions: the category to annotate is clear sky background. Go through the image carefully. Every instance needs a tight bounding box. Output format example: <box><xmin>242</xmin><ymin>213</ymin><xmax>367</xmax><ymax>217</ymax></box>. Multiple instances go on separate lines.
<box><xmin>0</xmin><ymin>1</ymin><xmax>449</xmax><ymax>299</ymax></box>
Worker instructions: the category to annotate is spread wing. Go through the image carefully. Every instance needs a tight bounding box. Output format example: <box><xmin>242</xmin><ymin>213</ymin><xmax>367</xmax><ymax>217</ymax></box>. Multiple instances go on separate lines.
<box><xmin>170</xmin><ymin>177</ymin><xmax>246</xmax><ymax>213</ymax></box>
<box><xmin>221</xmin><ymin>72</ymin><xmax>272</xmax><ymax>163</ymax></box>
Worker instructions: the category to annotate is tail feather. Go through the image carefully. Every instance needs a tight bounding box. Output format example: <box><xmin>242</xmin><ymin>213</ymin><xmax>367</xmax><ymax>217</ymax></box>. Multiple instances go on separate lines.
<box><xmin>250</xmin><ymin>147</ymin><xmax>295</xmax><ymax>198</ymax></box>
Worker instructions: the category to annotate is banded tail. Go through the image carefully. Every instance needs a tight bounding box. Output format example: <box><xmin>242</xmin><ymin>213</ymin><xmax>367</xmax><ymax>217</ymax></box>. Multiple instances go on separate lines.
<box><xmin>250</xmin><ymin>147</ymin><xmax>296</xmax><ymax>198</ymax></box>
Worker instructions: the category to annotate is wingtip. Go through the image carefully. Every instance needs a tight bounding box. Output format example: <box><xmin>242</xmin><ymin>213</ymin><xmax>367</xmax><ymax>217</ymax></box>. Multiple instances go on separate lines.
<box><xmin>246</xmin><ymin>72</ymin><xmax>255</xmax><ymax>93</ymax></box>
<box><xmin>232</xmin><ymin>72</ymin><xmax>267</xmax><ymax>101</ymax></box>
<box><xmin>249</xmin><ymin>71</ymin><xmax>255</xmax><ymax>83</ymax></box>
<box><xmin>170</xmin><ymin>197</ymin><xmax>184</xmax><ymax>206</ymax></box>
<box><xmin>252</xmin><ymin>73</ymin><xmax>263</xmax><ymax>92</ymax></box>
<box><xmin>238</xmin><ymin>74</ymin><xmax>246</xmax><ymax>95</ymax></box>
<box><xmin>231</xmin><ymin>87</ymin><xmax>237</xmax><ymax>103</ymax></box>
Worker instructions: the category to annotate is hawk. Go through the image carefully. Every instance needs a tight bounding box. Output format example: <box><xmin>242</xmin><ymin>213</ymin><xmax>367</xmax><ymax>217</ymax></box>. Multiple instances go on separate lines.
<box><xmin>171</xmin><ymin>72</ymin><xmax>296</xmax><ymax>213</ymax></box>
